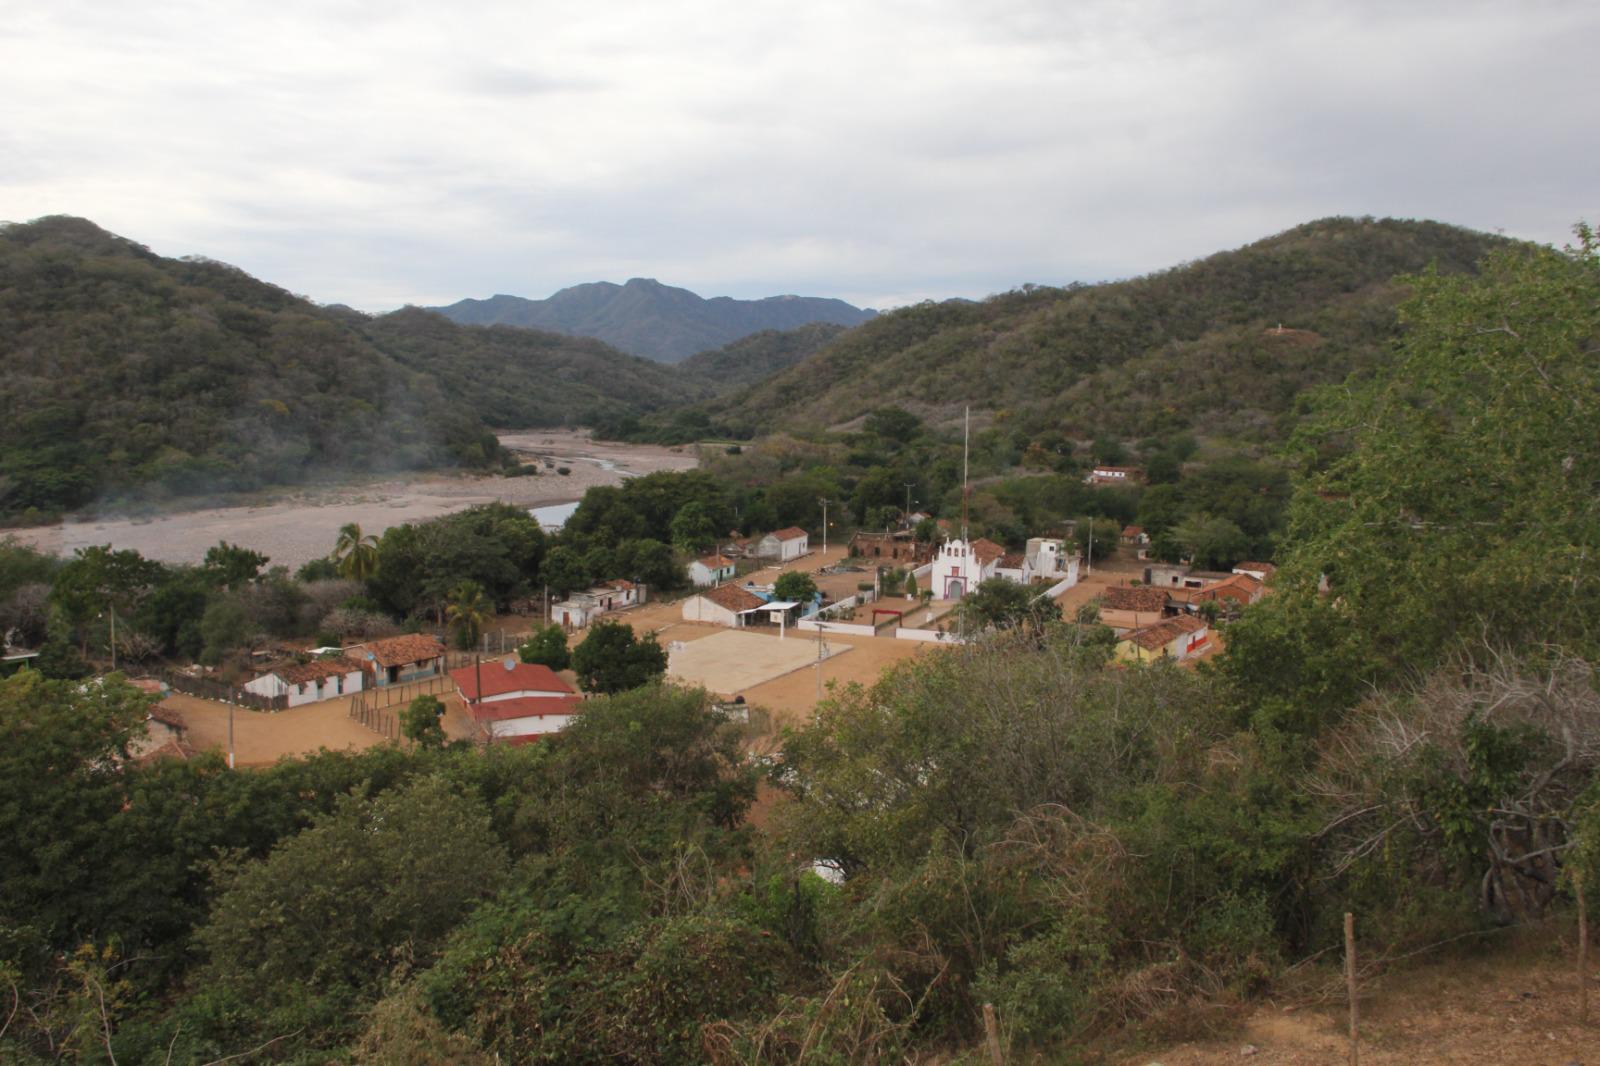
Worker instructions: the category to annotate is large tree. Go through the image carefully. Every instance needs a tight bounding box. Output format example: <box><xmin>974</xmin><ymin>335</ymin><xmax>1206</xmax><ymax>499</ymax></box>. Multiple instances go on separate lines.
<box><xmin>571</xmin><ymin>621</ymin><xmax>668</xmax><ymax>695</ymax></box>
<box><xmin>1289</xmin><ymin>227</ymin><xmax>1598</xmax><ymax>667</ymax></box>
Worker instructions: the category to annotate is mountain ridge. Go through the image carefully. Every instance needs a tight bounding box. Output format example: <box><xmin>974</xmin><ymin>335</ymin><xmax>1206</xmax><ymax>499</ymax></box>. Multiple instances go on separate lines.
<box><xmin>680</xmin><ymin>216</ymin><xmax>1516</xmax><ymax>444</ymax></box>
<box><xmin>431</xmin><ymin>276</ymin><xmax>876</xmax><ymax>363</ymax></box>
<box><xmin>0</xmin><ymin>216</ymin><xmax>706</xmax><ymax>515</ymax></box>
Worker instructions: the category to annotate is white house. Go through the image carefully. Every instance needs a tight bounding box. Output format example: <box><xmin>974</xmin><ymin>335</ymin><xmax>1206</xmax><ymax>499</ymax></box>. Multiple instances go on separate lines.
<box><xmin>245</xmin><ymin>656</ymin><xmax>365</xmax><ymax>708</ymax></box>
<box><xmin>689</xmin><ymin>553</ymin><xmax>737</xmax><ymax>587</ymax></box>
<box><xmin>450</xmin><ymin>658</ymin><xmax>583</xmax><ymax>744</ymax></box>
<box><xmin>551</xmin><ymin>579</ymin><xmax>642</xmax><ymax>629</ymax></box>
<box><xmin>1024</xmin><ymin>537</ymin><xmax>1080</xmax><ymax>586</ymax></box>
<box><xmin>1085</xmin><ymin>465</ymin><xmax>1144</xmax><ymax>486</ymax></box>
<box><xmin>681</xmin><ymin>583</ymin><xmax>767</xmax><ymax>627</ymax></box>
<box><xmin>757</xmin><ymin>527</ymin><xmax>810</xmax><ymax>562</ymax></box>
<box><xmin>1232</xmin><ymin>562</ymin><xmax>1277</xmax><ymax>583</ymax></box>
<box><xmin>929</xmin><ymin>537</ymin><xmax>1006</xmax><ymax>600</ymax></box>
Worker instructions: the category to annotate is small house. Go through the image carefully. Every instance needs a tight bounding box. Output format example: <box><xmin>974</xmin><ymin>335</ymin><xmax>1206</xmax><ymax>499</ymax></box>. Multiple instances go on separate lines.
<box><xmin>848</xmin><ymin>530</ymin><xmax>932</xmax><ymax>565</ymax></box>
<box><xmin>451</xmin><ymin>658</ymin><xmax>582</xmax><ymax>744</ymax></box>
<box><xmin>356</xmin><ymin>634</ymin><xmax>446</xmax><ymax>687</ymax></box>
<box><xmin>245</xmin><ymin>656</ymin><xmax>365</xmax><ymax>707</ymax></box>
<box><xmin>758</xmin><ymin>527</ymin><xmax>810</xmax><ymax>562</ymax></box>
<box><xmin>681</xmin><ymin>583</ymin><xmax>767</xmax><ymax>627</ymax></box>
<box><xmin>1085</xmin><ymin>465</ymin><xmax>1145</xmax><ymax>486</ymax></box>
<box><xmin>1232</xmin><ymin>562</ymin><xmax>1277</xmax><ymax>583</ymax></box>
<box><xmin>1024</xmin><ymin>538</ymin><xmax>1079</xmax><ymax>585</ymax></box>
<box><xmin>689</xmin><ymin>553</ymin><xmax>737</xmax><ymax>587</ymax></box>
<box><xmin>551</xmin><ymin>579</ymin><xmax>642</xmax><ymax>629</ymax></box>
<box><xmin>1115</xmin><ymin>615</ymin><xmax>1210</xmax><ymax>663</ymax></box>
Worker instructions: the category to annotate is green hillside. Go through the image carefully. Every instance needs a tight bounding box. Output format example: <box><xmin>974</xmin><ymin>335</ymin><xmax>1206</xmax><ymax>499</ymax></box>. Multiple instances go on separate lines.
<box><xmin>359</xmin><ymin>307</ymin><xmax>710</xmax><ymax>427</ymax></box>
<box><xmin>0</xmin><ymin>217</ymin><xmax>705</xmax><ymax>516</ymax></box>
<box><xmin>675</xmin><ymin>321</ymin><xmax>849</xmax><ymax>392</ymax></box>
<box><xmin>696</xmin><ymin>217</ymin><xmax>1511</xmax><ymax>443</ymax></box>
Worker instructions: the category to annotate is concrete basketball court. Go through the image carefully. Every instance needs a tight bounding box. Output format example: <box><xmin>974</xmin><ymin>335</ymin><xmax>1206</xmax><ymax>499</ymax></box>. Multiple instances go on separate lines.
<box><xmin>667</xmin><ymin>629</ymin><xmax>850</xmax><ymax>695</ymax></box>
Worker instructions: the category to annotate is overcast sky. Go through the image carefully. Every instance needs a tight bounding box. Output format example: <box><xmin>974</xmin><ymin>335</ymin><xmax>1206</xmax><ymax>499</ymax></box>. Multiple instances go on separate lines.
<box><xmin>5</xmin><ymin>0</ymin><xmax>1596</xmax><ymax>311</ymax></box>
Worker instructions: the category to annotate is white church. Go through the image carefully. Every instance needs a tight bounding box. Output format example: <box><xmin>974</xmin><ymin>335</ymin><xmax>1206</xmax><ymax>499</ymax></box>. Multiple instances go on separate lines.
<box><xmin>928</xmin><ymin>535</ymin><xmax>1079</xmax><ymax>601</ymax></box>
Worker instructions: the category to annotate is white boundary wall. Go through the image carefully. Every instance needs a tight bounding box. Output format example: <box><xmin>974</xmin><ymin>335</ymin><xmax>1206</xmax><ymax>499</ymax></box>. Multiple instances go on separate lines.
<box><xmin>797</xmin><ymin>619</ymin><xmax>876</xmax><ymax>636</ymax></box>
<box><xmin>1042</xmin><ymin>574</ymin><xmax>1078</xmax><ymax>599</ymax></box>
<box><xmin>893</xmin><ymin>628</ymin><xmax>967</xmax><ymax>644</ymax></box>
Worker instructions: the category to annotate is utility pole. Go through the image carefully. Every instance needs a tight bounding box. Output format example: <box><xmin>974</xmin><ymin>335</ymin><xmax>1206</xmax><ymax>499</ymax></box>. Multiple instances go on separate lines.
<box><xmin>818</xmin><ymin>498</ymin><xmax>830</xmax><ymax>555</ymax></box>
<box><xmin>903</xmin><ymin>483</ymin><xmax>915</xmax><ymax>526</ymax></box>
<box><xmin>228</xmin><ymin>703</ymin><xmax>235</xmax><ymax>769</ymax></box>
<box><xmin>108</xmin><ymin>602</ymin><xmax>117</xmax><ymax>672</ymax></box>
<box><xmin>1087</xmin><ymin>520</ymin><xmax>1094</xmax><ymax>576</ymax></box>
<box><xmin>961</xmin><ymin>406</ymin><xmax>970</xmax><ymax>542</ymax></box>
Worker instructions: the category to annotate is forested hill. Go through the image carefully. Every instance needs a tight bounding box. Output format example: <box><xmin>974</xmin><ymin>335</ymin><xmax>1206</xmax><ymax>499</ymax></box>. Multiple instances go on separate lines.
<box><xmin>0</xmin><ymin>217</ymin><xmax>703</xmax><ymax>516</ymax></box>
<box><xmin>675</xmin><ymin>321</ymin><xmax>849</xmax><ymax>393</ymax></box>
<box><xmin>431</xmin><ymin>277</ymin><xmax>876</xmax><ymax>363</ymax></box>
<box><xmin>695</xmin><ymin>217</ymin><xmax>1512</xmax><ymax>442</ymax></box>
<box><xmin>359</xmin><ymin>308</ymin><xmax>710</xmax><ymax>427</ymax></box>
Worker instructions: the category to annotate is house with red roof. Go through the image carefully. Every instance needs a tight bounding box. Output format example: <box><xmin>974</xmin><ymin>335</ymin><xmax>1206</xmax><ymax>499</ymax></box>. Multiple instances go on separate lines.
<box><xmin>689</xmin><ymin>553</ymin><xmax>737</xmax><ymax>587</ymax></box>
<box><xmin>355</xmin><ymin>634</ymin><xmax>446</xmax><ymax>687</ymax></box>
<box><xmin>245</xmin><ymin>656</ymin><xmax>365</xmax><ymax>707</ymax></box>
<box><xmin>1114</xmin><ymin>614</ymin><xmax>1210</xmax><ymax>663</ymax></box>
<box><xmin>450</xmin><ymin>657</ymin><xmax>582</xmax><ymax>744</ymax></box>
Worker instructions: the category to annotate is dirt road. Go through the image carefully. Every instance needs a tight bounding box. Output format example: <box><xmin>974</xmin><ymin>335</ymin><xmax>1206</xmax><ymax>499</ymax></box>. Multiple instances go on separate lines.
<box><xmin>5</xmin><ymin>430</ymin><xmax>696</xmax><ymax>569</ymax></box>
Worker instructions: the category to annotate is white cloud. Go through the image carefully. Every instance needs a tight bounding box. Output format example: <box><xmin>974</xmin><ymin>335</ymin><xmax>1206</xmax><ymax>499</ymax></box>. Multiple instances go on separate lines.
<box><xmin>2</xmin><ymin>0</ymin><xmax>1594</xmax><ymax>310</ymax></box>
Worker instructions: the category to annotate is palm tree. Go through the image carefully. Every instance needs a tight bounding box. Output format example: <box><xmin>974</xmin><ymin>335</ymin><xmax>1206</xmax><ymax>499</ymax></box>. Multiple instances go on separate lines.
<box><xmin>447</xmin><ymin>580</ymin><xmax>493</xmax><ymax>708</ymax></box>
<box><xmin>333</xmin><ymin>522</ymin><xmax>379</xmax><ymax>582</ymax></box>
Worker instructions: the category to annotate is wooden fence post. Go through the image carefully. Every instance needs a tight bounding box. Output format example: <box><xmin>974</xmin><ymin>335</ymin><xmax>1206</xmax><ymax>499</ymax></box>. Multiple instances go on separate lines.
<box><xmin>982</xmin><ymin>1002</ymin><xmax>1003</xmax><ymax>1066</ymax></box>
<box><xmin>1345</xmin><ymin>912</ymin><xmax>1359</xmax><ymax>1066</ymax></box>
<box><xmin>1577</xmin><ymin>870</ymin><xmax>1590</xmax><ymax>1026</ymax></box>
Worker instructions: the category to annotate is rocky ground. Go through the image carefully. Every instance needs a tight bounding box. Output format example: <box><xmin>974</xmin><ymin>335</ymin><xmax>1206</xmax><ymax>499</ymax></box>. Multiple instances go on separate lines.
<box><xmin>4</xmin><ymin>430</ymin><xmax>697</xmax><ymax>569</ymax></box>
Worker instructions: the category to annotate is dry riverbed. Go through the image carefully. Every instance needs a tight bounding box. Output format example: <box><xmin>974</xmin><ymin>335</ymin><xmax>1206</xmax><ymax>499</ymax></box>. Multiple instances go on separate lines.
<box><xmin>3</xmin><ymin>431</ymin><xmax>697</xmax><ymax>569</ymax></box>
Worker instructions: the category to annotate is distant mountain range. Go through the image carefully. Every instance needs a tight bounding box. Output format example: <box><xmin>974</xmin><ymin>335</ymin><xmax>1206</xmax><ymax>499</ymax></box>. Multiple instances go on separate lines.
<box><xmin>430</xmin><ymin>278</ymin><xmax>876</xmax><ymax>363</ymax></box>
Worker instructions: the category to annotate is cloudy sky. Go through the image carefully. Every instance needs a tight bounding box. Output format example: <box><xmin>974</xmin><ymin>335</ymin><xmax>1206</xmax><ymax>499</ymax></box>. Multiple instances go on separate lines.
<box><xmin>5</xmin><ymin>0</ymin><xmax>1595</xmax><ymax>311</ymax></box>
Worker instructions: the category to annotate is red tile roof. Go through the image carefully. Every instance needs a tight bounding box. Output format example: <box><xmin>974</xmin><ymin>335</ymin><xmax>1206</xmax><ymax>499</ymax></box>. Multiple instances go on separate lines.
<box><xmin>769</xmin><ymin>526</ymin><xmax>808</xmax><ymax>542</ymax></box>
<box><xmin>695</xmin><ymin>553</ymin><xmax>735</xmax><ymax>569</ymax></box>
<box><xmin>269</xmin><ymin>656</ymin><xmax>362</xmax><ymax>685</ymax></box>
<box><xmin>998</xmin><ymin>552</ymin><xmax>1026</xmax><ymax>569</ymax></box>
<box><xmin>451</xmin><ymin>660</ymin><xmax>575</xmax><ymax>701</ymax></box>
<box><xmin>359</xmin><ymin>634</ymin><xmax>446</xmax><ymax>669</ymax></box>
<box><xmin>701</xmin><ymin>584</ymin><xmax>766</xmax><ymax>612</ymax></box>
<box><xmin>1122</xmin><ymin>525</ymin><xmax>1144</xmax><ymax>537</ymax></box>
<box><xmin>463</xmin><ymin>695</ymin><xmax>583</xmax><ymax>722</ymax></box>
<box><xmin>971</xmin><ymin>538</ymin><xmax>1006</xmax><ymax>565</ymax></box>
<box><xmin>1122</xmin><ymin>614</ymin><xmax>1207</xmax><ymax>651</ymax></box>
<box><xmin>1101</xmin><ymin>586</ymin><xmax>1170</xmax><ymax>613</ymax></box>
<box><xmin>1233</xmin><ymin>562</ymin><xmax>1277</xmax><ymax>576</ymax></box>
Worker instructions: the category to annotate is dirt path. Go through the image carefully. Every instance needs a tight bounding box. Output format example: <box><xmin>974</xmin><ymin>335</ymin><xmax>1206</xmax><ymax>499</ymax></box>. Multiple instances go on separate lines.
<box><xmin>1114</xmin><ymin>926</ymin><xmax>1598</xmax><ymax>1065</ymax></box>
<box><xmin>5</xmin><ymin>430</ymin><xmax>697</xmax><ymax>569</ymax></box>
<box><xmin>161</xmin><ymin>692</ymin><xmax>392</xmax><ymax>766</ymax></box>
